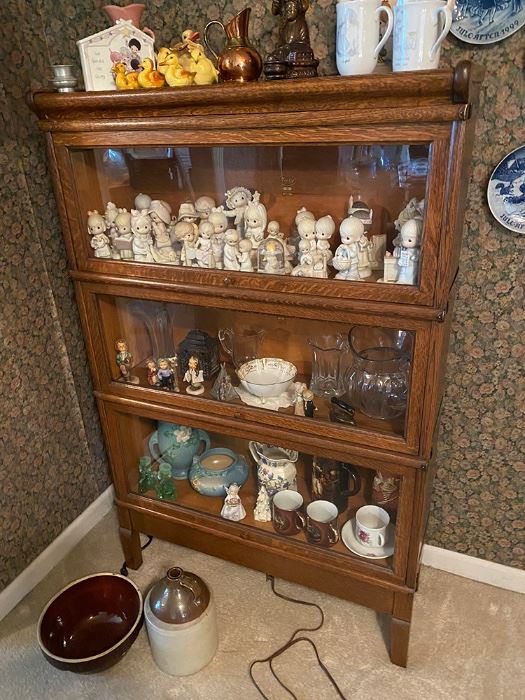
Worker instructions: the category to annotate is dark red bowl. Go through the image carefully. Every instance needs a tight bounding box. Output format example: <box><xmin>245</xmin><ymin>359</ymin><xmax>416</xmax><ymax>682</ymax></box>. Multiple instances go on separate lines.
<box><xmin>37</xmin><ymin>573</ymin><xmax>143</xmax><ymax>673</ymax></box>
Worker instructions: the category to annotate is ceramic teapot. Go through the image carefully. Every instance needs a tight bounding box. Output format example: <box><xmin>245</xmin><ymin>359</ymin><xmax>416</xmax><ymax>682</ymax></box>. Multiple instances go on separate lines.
<box><xmin>204</xmin><ymin>8</ymin><xmax>262</xmax><ymax>82</ymax></box>
<box><xmin>148</xmin><ymin>421</ymin><xmax>210</xmax><ymax>480</ymax></box>
<box><xmin>249</xmin><ymin>441</ymin><xmax>298</xmax><ymax>496</ymax></box>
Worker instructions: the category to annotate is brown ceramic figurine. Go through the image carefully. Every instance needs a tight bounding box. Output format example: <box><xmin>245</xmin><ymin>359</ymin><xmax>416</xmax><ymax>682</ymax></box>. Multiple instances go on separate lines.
<box><xmin>264</xmin><ymin>0</ymin><xmax>319</xmax><ymax>80</ymax></box>
<box><xmin>204</xmin><ymin>8</ymin><xmax>262</xmax><ymax>82</ymax></box>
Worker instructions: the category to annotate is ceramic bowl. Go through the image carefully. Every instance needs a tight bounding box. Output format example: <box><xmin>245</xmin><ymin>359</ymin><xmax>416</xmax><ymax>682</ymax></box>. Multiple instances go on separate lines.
<box><xmin>38</xmin><ymin>573</ymin><xmax>143</xmax><ymax>673</ymax></box>
<box><xmin>237</xmin><ymin>357</ymin><xmax>297</xmax><ymax>399</ymax></box>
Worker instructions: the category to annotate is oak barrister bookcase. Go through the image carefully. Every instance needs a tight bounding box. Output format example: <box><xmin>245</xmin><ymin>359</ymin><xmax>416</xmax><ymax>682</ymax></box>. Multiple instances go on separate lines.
<box><xmin>29</xmin><ymin>61</ymin><xmax>481</xmax><ymax>666</ymax></box>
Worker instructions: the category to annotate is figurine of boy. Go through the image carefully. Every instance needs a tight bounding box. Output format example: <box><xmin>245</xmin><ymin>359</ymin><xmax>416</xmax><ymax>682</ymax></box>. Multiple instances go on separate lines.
<box><xmin>115</xmin><ymin>339</ymin><xmax>133</xmax><ymax>381</ymax></box>
<box><xmin>157</xmin><ymin>358</ymin><xmax>176</xmax><ymax>391</ymax></box>
<box><xmin>147</xmin><ymin>360</ymin><xmax>160</xmax><ymax>386</ymax></box>
<box><xmin>331</xmin><ymin>216</ymin><xmax>363</xmax><ymax>281</ymax></box>
<box><xmin>395</xmin><ymin>218</ymin><xmax>422</xmax><ymax>286</ymax></box>
<box><xmin>184</xmin><ymin>355</ymin><xmax>205</xmax><ymax>395</ymax></box>
<box><xmin>221</xmin><ymin>483</ymin><xmax>246</xmax><ymax>521</ymax></box>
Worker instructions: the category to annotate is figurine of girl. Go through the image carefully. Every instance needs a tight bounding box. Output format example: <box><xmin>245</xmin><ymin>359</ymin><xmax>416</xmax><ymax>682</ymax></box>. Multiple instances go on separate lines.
<box><xmin>208</xmin><ymin>206</ymin><xmax>229</xmax><ymax>270</ymax></box>
<box><xmin>87</xmin><ymin>210</ymin><xmax>112</xmax><ymax>258</ymax></box>
<box><xmin>131</xmin><ymin>209</ymin><xmax>154</xmax><ymax>262</ymax></box>
<box><xmin>184</xmin><ymin>355</ymin><xmax>205</xmax><ymax>395</ymax></box>
<box><xmin>135</xmin><ymin>192</ymin><xmax>152</xmax><ymax>211</ymax></box>
<box><xmin>297</xmin><ymin>216</ymin><xmax>317</xmax><ymax>262</ymax></box>
<box><xmin>194</xmin><ymin>195</ymin><xmax>216</xmax><ymax>220</ymax></box>
<box><xmin>331</xmin><ymin>216</ymin><xmax>363</xmax><ymax>281</ymax></box>
<box><xmin>223</xmin><ymin>229</ymin><xmax>241</xmax><ymax>271</ymax></box>
<box><xmin>243</xmin><ymin>191</ymin><xmax>267</xmax><ymax>250</ymax></box>
<box><xmin>149</xmin><ymin>200</ymin><xmax>178</xmax><ymax>264</ymax></box>
<box><xmin>177</xmin><ymin>201</ymin><xmax>199</xmax><ymax>241</ymax></box>
<box><xmin>220</xmin><ymin>483</ymin><xmax>246</xmax><ymax>521</ymax></box>
<box><xmin>147</xmin><ymin>360</ymin><xmax>160</xmax><ymax>386</ymax></box>
<box><xmin>238</xmin><ymin>239</ymin><xmax>254</xmax><ymax>272</ymax></box>
<box><xmin>104</xmin><ymin>202</ymin><xmax>120</xmax><ymax>257</ymax></box>
<box><xmin>195</xmin><ymin>221</ymin><xmax>216</xmax><ymax>268</ymax></box>
<box><xmin>180</xmin><ymin>224</ymin><xmax>197</xmax><ymax>266</ymax></box>
<box><xmin>395</xmin><ymin>218</ymin><xmax>422</xmax><ymax>285</ymax></box>
<box><xmin>224</xmin><ymin>186</ymin><xmax>252</xmax><ymax>232</ymax></box>
<box><xmin>113</xmin><ymin>210</ymin><xmax>134</xmax><ymax>260</ymax></box>
<box><xmin>314</xmin><ymin>214</ymin><xmax>335</xmax><ymax>270</ymax></box>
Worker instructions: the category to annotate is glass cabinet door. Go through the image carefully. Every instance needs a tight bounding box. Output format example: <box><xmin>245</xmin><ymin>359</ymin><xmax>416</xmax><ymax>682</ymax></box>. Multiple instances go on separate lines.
<box><xmin>103</xmin><ymin>401</ymin><xmax>415</xmax><ymax>580</ymax></box>
<box><xmin>64</xmin><ymin>139</ymin><xmax>446</xmax><ymax>303</ymax></box>
<box><xmin>81</xmin><ymin>288</ymin><xmax>429</xmax><ymax>454</ymax></box>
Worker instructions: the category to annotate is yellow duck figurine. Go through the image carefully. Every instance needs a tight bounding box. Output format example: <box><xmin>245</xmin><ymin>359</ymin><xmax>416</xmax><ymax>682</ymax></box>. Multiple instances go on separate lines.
<box><xmin>156</xmin><ymin>47</ymin><xmax>171</xmax><ymax>75</ymax></box>
<box><xmin>158</xmin><ymin>51</ymin><xmax>195</xmax><ymax>88</ymax></box>
<box><xmin>188</xmin><ymin>45</ymin><xmax>219</xmax><ymax>85</ymax></box>
<box><xmin>137</xmin><ymin>58</ymin><xmax>166</xmax><ymax>89</ymax></box>
<box><xmin>112</xmin><ymin>63</ymin><xmax>139</xmax><ymax>90</ymax></box>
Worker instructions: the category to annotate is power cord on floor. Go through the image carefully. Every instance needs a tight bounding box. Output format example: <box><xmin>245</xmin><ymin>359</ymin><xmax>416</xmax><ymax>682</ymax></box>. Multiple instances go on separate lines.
<box><xmin>249</xmin><ymin>575</ymin><xmax>347</xmax><ymax>700</ymax></box>
<box><xmin>119</xmin><ymin>535</ymin><xmax>154</xmax><ymax>577</ymax></box>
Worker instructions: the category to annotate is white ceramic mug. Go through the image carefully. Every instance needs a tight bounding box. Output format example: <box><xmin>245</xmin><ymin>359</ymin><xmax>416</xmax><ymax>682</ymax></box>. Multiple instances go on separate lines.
<box><xmin>355</xmin><ymin>505</ymin><xmax>390</xmax><ymax>548</ymax></box>
<box><xmin>392</xmin><ymin>0</ymin><xmax>452</xmax><ymax>72</ymax></box>
<box><xmin>336</xmin><ymin>0</ymin><xmax>394</xmax><ymax>76</ymax></box>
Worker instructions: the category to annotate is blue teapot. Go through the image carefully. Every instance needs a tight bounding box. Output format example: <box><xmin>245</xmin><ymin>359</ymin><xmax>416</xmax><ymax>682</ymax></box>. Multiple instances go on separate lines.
<box><xmin>189</xmin><ymin>447</ymin><xmax>249</xmax><ymax>497</ymax></box>
<box><xmin>148</xmin><ymin>421</ymin><xmax>211</xmax><ymax>480</ymax></box>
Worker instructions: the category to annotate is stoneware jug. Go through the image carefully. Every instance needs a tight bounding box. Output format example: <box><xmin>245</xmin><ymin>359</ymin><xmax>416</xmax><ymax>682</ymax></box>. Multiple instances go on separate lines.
<box><xmin>145</xmin><ymin>567</ymin><xmax>218</xmax><ymax>676</ymax></box>
<box><xmin>204</xmin><ymin>8</ymin><xmax>262</xmax><ymax>82</ymax></box>
<box><xmin>148</xmin><ymin>422</ymin><xmax>210</xmax><ymax>480</ymax></box>
<box><xmin>189</xmin><ymin>447</ymin><xmax>249</xmax><ymax>497</ymax></box>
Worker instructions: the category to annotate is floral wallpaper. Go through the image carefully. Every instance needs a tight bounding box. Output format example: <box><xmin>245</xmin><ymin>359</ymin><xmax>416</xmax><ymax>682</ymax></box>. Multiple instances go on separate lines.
<box><xmin>0</xmin><ymin>1</ymin><xmax>522</xmax><ymax>590</ymax></box>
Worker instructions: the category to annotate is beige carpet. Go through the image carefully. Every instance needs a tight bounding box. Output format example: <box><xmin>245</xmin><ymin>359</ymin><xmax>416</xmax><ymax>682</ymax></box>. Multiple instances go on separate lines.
<box><xmin>0</xmin><ymin>509</ymin><xmax>523</xmax><ymax>700</ymax></box>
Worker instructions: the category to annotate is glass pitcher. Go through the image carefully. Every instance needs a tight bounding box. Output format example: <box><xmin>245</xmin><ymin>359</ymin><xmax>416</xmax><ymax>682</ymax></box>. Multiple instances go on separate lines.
<box><xmin>218</xmin><ymin>328</ymin><xmax>264</xmax><ymax>368</ymax></box>
<box><xmin>308</xmin><ymin>334</ymin><xmax>349</xmax><ymax>398</ymax></box>
<box><xmin>347</xmin><ymin>326</ymin><xmax>412</xmax><ymax>420</ymax></box>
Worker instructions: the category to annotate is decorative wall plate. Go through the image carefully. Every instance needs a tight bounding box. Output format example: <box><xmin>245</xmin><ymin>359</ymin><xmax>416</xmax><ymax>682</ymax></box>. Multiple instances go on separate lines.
<box><xmin>451</xmin><ymin>0</ymin><xmax>525</xmax><ymax>45</ymax></box>
<box><xmin>487</xmin><ymin>145</ymin><xmax>525</xmax><ymax>234</ymax></box>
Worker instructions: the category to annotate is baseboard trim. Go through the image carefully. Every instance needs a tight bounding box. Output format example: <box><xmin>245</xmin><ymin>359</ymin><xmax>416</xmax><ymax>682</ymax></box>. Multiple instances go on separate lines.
<box><xmin>0</xmin><ymin>485</ymin><xmax>115</xmax><ymax>622</ymax></box>
<box><xmin>422</xmin><ymin>544</ymin><xmax>524</xmax><ymax>594</ymax></box>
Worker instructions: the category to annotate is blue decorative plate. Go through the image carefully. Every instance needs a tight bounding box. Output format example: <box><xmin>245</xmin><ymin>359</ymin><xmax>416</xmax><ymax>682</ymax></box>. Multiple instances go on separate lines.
<box><xmin>487</xmin><ymin>145</ymin><xmax>525</xmax><ymax>234</ymax></box>
<box><xmin>451</xmin><ymin>0</ymin><xmax>525</xmax><ymax>44</ymax></box>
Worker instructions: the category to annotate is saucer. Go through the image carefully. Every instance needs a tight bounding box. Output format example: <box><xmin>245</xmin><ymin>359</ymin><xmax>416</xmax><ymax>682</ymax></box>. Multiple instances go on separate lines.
<box><xmin>341</xmin><ymin>518</ymin><xmax>395</xmax><ymax>560</ymax></box>
<box><xmin>235</xmin><ymin>382</ymin><xmax>297</xmax><ymax>411</ymax></box>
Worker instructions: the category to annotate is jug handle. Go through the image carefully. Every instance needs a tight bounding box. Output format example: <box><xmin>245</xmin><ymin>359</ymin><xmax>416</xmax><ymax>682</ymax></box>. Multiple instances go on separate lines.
<box><xmin>197</xmin><ymin>429</ymin><xmax>211</xmax><ymax>454</ymax></box>
<box><xmin>204</xmin><ymin>20</ymin><xmax>224</xmax><ymax>63</ymax></box>
<box><xmin>340</xmin><ymin>462</ymin><xmax>361</xmax><ymax>497</ymax></box>
<box><xmin>249</xmin><ymin>441</ymin><xmax>262</xmax><ymax>464</ymax></box>
<box><xmin>218</xmin><ymin>328</ymin><xmax>233</xmax><ymax>359</ymax></box>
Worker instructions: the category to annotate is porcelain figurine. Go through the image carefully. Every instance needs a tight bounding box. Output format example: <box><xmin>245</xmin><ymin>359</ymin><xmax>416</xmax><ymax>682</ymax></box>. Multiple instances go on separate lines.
<box><xmin>181</xmin><ymin>225</ymin><xmax>197</xmax><ymax>267</ymax></box>
<box><xmin>257</xmin><ymin>237</ymin><xmax>286</xmax><ymax>274</ymax></box>
<box><xmin>220</xmin><ymin>483</ymin><xmax>246</xmax><ymax>521</ymax></box>
<box><xmin>244</xmin><ymin>191</ymin><xmax>267</xmax><ymax>250</ymax></box>
<box><xmin>294</xmin><ymin>382</ymin><xmax>307</xmax><ymax>415</ymax></box>
<box><xmin>138</xmin><ymin>456</ymin><xmax>157</xmax><ymax>494</ymax></box>
<box><xmin>156</xmin><ymin>462</ymin><xmax>177</xmax><ymax>500</ymax></box>
<box><xmin>254</xmin><ymin>485</ymin><xmax>272</xmax><ymax>522</ymax></box>
<box><xmin>394</xmin><ymin>197</ymin><xmax>424</xmax><ymax>231</ymax></box>
<box><xmin>157</xmin><ymin>357</ymin><xmax>177</xmax><ymax>391</ymax></box>
<box><xmin>291</xmin><ymin>252</ymin><xmax>316</xmax><ymax>277</ymax></box>
<box><xmin>297</xmin><ymin>215</ymin><xmax>317</xmax><ymax>261</ymax></box>
<box><xmin>395</xmin><ymin>218</ymin><xmax>422</xmax><ymax>285</ymax></box>
<box><xmin>210</xmin><ymin>363</ymin><xmax>237</xmax><ymax>401</ymax></box>
<box><xmin>177</xmin><ymin>201</ymin><xmax>199</xmax><ymax>236</ymax></box>
<box><xmin>179</xmin><ymin>330</ymin><xmax>220</xmax><ymax>380</ymax></box>
<box><xmin>135</xmin><ymin>192</ymin><xmax>152</xmax><ymax>210</ymax></box>
<box><xmin>267</xmin><ymin>220</ymin><xmax>294</xmax><ymax>272</ymax></box>
<box><xmin>159</xmin><ymin>50</ymin><xmax>195</xmax><ymax>87</ymax></box>
<box><xmin>264</xmin><ymin>0</ymin><xmax>319</xmax><ymax>80</ymax></box>
<box><xmin>104</xmin><ymin>201</ymin><xmax>119</xmax><ymax>254</ymax></box>
<box><xmin>357</xmin><ymin>234</ymin><xmax>373</xmax><ymax>279</ymax></box>
<box><xmin>149</xmin><ymin>199</ymin><xmax>178</xmax><ymax>264</ymax></box>
<box><xmin>87</xmin><ymin>210</ymin><xmax>111</xmax><ymax>258</ymax></box>
<box><xmin>114</xmin><ymin>339</ymin><xmax>138</xmax><ymax>383</ymax></box>
<box><xmin>238</xmin><ymin>239</ymin><xmax>254</xmax><ymax>272</ymax></box>
<box><xmin>315</xmin><ymin>214</ymin><xmax>335</xmax><ymax>270</ymax></box>
<box><xmin>188</xmin><ymin>43</ymin><xmax>219</xmax><ymax>84</ymax></box>
<box><xmin>224</xmin><ymin>186</ymin><xmax>252</xmax><ymax>232</ymax></box>
<box><xmin>147</xmin><ymin>359</ymin><xmax>160</xmax><ymax>386</ymax></box>
<box><xmin>189</xmin><ymin>448</ymin><xmax>249</xmax><ymax>496</ymax></box>
<box><xmin>223</xmin><ymin>229</ymin><xmax>241</xmax><ymax>271</ymax></box>
<box><xmin>195</xmin><ymin>195</ymin><xmax>216</xmax><ymax>220</ymax></box>
<box><xmin>303</xmin><ymin>389</ymin><xmax>315</xmax><ymax>417</ymax></box>
<box><xmin>131</xmin><ymin>209</ymin><xmax>154</xmax><ymax>262</ymax></box>
<box><xmin>195</xmin><ymin>221</ymin><xmax>216</xmax><ymax>268</ymax></box>
<box><xmin>347</xmin><ymin>196</ymin><xmax>373</xmax><ymax>231</ymax></box>
<box><xmin>113</xmin><ymin>209</ymin><xmax>134</xmax><ymax>260</ymax></box>
<box><xmin>332</xmin><ymin>216</ymin><xmax>364</xmax><ymax>280</ymax></box>
<box><xmin>137</xmin><ymin>57</ymin><xmax>165</xmax><ymax>88</ymax></box>
<box><xmin>208</xmin><ymin>206</ymin><xmax>228</xmax><ymax>269</ymax></box>
<box><xmin>184</xmin><ymin>355</ymin><xmax>205</xmax><ymax>395</ymax></box>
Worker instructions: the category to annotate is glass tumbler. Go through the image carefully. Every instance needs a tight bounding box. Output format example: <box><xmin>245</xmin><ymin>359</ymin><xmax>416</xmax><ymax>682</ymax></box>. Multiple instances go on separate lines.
<box><xmin>347</xmin><ymin>326</ymin><xmax>411</xmax><ymax>420</ymax></box>
<box><xmin>308</xmin><ymin>334</ymin><xmax>348</xmax><ymax>397</ymax></box>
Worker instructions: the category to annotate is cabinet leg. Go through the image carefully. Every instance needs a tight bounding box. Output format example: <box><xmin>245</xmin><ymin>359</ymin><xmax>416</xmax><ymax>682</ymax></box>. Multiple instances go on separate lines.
<box><xmin>390</xmin><ymin>616</ymin><xmax>411</xmax><ymax>667</ymax></box>
<box><xmin>119</xmin><ymin>526</ymin><xmax>143</xmax><ymax>570</ymax></box>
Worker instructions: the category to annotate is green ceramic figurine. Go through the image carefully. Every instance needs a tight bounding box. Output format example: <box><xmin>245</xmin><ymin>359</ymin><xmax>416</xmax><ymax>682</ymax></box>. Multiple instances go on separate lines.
<box><xmin>138</xmin><ymin>456</ymin><xmax>157</xmax><ymax>494</ymax></box>
<box><xmin>156</xmin><ymin>462</ymin><xmax>177</xmax><ymax>500</ymax></box>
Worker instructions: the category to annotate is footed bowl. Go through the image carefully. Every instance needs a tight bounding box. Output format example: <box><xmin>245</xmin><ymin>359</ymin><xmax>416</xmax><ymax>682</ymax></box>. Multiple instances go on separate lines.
<box><xmin>237</xmin><ymin>357</ymin><xmax>297</xmax><ymax>399</ymax></box>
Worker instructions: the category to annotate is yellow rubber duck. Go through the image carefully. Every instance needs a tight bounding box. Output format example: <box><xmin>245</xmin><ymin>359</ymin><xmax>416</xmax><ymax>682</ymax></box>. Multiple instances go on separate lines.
<box><xmin>158</xmin><ymin>51</ymin><xmax>195</xmax><ymax>88</ymax></box>
<box><xmin>111</xmin><ymin>63</ymin><xmax>139</xmax><ymax>90</ymax></box>
<box><xmin>188</xmin><ymin>45</ymin><xmax>219</xmax><ymax>85</ymax></box>
<box><xmin>137</xmin><ymin>58</ymin><xmax>166</xmax><ymax>89</ymax></box>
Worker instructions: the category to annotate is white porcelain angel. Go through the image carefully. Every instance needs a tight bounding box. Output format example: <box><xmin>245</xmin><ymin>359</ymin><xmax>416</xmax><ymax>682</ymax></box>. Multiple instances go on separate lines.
<box><xmin>149</xmin><ymin>200</ymin><xmax>178</xmax><ymax>264</ymax></box>
<box><xmin>221</xmin><ymin>483</ymin><xmax>246</xmax><ymax>521</ymax></box>
<box><xmin>244</xmin><ymin>191</ymin><xmax>267</xmax><ymax>250</ymax></box>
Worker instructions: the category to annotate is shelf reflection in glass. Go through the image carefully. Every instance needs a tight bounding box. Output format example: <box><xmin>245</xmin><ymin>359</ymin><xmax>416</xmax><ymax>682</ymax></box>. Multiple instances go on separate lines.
<box><xmin>72</xmin><ymin>143</ymin><xmax>429</xmax><ymax>286</ymax></box>
<box><xmin>98</xmin><ymin>295</ymin><xmax>415</xmax><ymax>439</ymax></box>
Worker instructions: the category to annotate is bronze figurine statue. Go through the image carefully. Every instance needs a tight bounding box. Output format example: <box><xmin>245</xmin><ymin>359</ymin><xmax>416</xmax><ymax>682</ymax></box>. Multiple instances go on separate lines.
<box><xmin>264</xmin><ymin>0</ymin><xmax>319</xmax><ymax>80</ymax></box>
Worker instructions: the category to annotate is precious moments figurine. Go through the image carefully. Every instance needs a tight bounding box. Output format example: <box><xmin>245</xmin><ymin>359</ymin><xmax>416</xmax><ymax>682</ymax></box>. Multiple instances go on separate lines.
<box><xmin>223</xmin><ymin>229</ymin><xmax>241</xmax><ymax>271</ymax></box>
<box><xmin>87</xmin><ymin>210</ymin><xmax>111</xmax><ymax>258</ymax></box>
<box><xmin>149</xmin><ymin>200</ymin><xmax>178</xmax><ymax>264</ymax></box>
<box><xmin>194</xmin><ymin>195</ymin><xmax>216</xmax><ymax>220</ymax></box>
<box><xmin>244</xmin><ymin>191</ymin><xmax>267</xmax><ymax>250</ymax></box>
<box><xmin>208</xmin><ymin>206</ymin><xmax>229</xmax><ymax>269</ymax></box>
<box><xmin>195</xmin><ymin>221</ymin><xmax>216</xmax><ymax>268</ymax></box>
<box><xmin>315</xmin><ymin>214</ymin><xmax>335</xmax><ymax>269</ymax></box>
<box><xmin>331</xmin><ymin>216</ymin><xmax>363</xmax><ymax>280</ymax></box>
<box><xmin>224</xmin><ymin>186</ymin><xmax>252</xmax><ymax>231</ymax></box>
<box><xmin>395</xmin><ymin>218</ymin><xmax>422</xmax><ymax>285</ymax></box>
<box><xmin>184</xmin><ymin>355</ymin><xmax>205</xmax><ymax>395</ymax></box>
<box><xmin>238</xmin><ymin>239</ymin><xmax>254</xmax><ymax>272</ymax></box>
<box><xmin>131</xmin><ymin>209</ymin><xmax>154</xmax><ymax>262</ymax></box>
<box><xmin>113</xmin><ymin>209</ymin><xmax>134</xmax><ymax>260</ymax></box>
<box><xmin>221</xmin><ymin>483</ymin><xmax>246</xmax><ymax>521</ymax></box>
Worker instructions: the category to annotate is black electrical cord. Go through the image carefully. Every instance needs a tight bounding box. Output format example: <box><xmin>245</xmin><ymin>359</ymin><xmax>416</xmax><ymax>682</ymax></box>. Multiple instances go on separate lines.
<box><xmin>119</xmin><ymin>535</ymin><xmax>153</xmax><ymax>576</ymax></box>
<box><xmin>249</xmin><ymin>575</ymin><xmax>347</xmax><ymax>700</ymax></box>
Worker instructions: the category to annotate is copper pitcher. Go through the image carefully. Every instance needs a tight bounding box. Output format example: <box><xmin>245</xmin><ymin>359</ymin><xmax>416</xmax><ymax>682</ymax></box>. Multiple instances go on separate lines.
<box><xmin>204</xmin><ymin>8</ymin><xmax>262</xmax><ymax>82</ymax></box>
